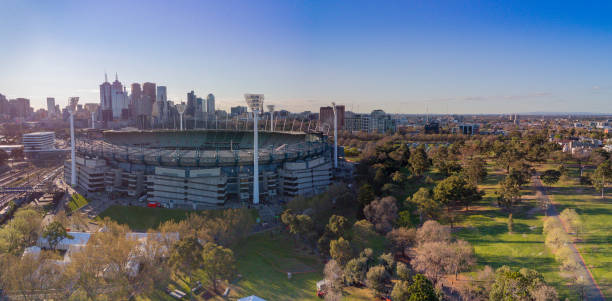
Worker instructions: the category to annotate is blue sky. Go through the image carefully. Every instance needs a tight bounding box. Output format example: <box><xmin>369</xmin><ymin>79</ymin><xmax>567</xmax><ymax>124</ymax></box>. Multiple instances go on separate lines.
<box><xmin>1</xmin><ymin>0</ymin><xmax>611</xmax><ymax>114</ymax></box>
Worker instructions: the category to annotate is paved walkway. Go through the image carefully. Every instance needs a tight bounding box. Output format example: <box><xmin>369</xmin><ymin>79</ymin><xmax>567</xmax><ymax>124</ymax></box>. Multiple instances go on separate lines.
<box><xmin>534</xmin><ymin>176</ymin><xmax>605</xmax><ymax>301</ymax></box>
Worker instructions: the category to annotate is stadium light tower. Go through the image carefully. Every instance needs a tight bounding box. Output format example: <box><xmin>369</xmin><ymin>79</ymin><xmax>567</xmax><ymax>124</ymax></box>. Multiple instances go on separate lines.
<box><xmin>267</xmin><ymin>105</ymin><xmax>275</xmax><ymax>132</ymax></box>
<box><xmin>332</xmin><ymin>102</ymin><xmax>338</xmax><ymax>169</ymax></box>
<box><xmin>245</xmin><ymin>94</ymin><xmax>264</xmax><ymax>205</ymax></box>
<box><xmin>176</xmin><ymin>103</ymin><xmax>186</xmax><ymax>131</ymax></box>
<box><xmin>69</xmin><ymin>98</ymin><xmax>79</xmax><ymax>187</ymax></box>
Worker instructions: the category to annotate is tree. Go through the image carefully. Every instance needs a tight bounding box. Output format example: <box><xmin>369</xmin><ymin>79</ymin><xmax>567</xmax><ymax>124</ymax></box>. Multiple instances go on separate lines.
<box><xmin>329</xmin><ymin>237</ymin><xmax>352</xmax><ymax>266</ymax></box>
<box><xmin>396</xmin><ymin>261</ymin><xmax>411</xmax><ymax>281</ymax></box>
<box><xmin>498</xmin><ymin>173</ymin><xmax>523</xmax><ymax>233</ymax></box>
<box><xmin>364</xmin><ymin>196</ymin><xmax>398</xmax><ymax>233</ymax></box>
<box><xmin>541</xmin><ymin>169</ymin><xmax>561</xmax><ymax>187</ymax></box>
<box><xmin>406</xmin><ymin>274</ymin><xmax>438</xmax><ymax>301</ymax></box>
<box><xmin>326</xmin><ymin>215</ymin><xmax>349</xmax><ymax>237</ymax></box>
<box><xmin>351</xmin><ymin>220</ymin><xmax>377</xmax><ymax>252</ymax></box>
<box><xmin>433</xmin><ymin>175</ymin><xmax>482</xmax><ymax>227</ymax></box>
<box><xmin>592</xmin><ymin>161</ymin><xmax>612</xmax><ymax>200</ymax></box>
<box><xmin>396</xmin><ymin>210</ymin><xmax>412</xmax><ymax>228</ymax></box>
<box><xmin>411</xmin><ymin>241</ymin><xmax>450</xmax><ymax>283</ymax></box>
<box><xmin>358</xmin><ymin>183</ymin><xmax>376</xmax><ymax>206</ymax></box>
<box><xmin>0</xmin><ymin>208</ymin><xmax>43</xmax><ymax>254</ymax></box>
<box><xmin>448</xmin><ymin>240</ymin><xmax>476</xmax><ymax>279</ymax></box>
<box><xmin>386</xmin><ymin>227</ymin><xmax>416</xmax><ymax>257</ymax></box>
<box><xmin>344</xmin><ymin>251</ymin><xmax>372</xmax><ymax>285</ymax></box>
<box><xmin>408</xmin><ymin>187</ymin><xmax>441</xmax><ymax>224</ymax></box>
<box><xmin>489</xmin><ymin>266</ymin><xmax>557</xmax><ymax>301</ymax></box>
<box><xmin>169</xmin><ymin>236</ymin><xmax>203</xmax><ymax>298</ymax></box>
<box><xmin>201</xmin><ymin>242</ymin><xmax>236</xmax><ymax>294</ymax></box>
<box><xmin>391</xmin><ymin>280</ymin><xmax>411</xmax><ymax>301</ymax></box>
<box><xmin>42</xmin><ymin>221</ymin><xmax>73</xmax><ymax>251</ymax></box>
<box><xmin>323</xmin><ymin>260</ymin><xmax>344</xmax><ymax>300</ymax></box>
<box><xmin>409</xmin><ymin>144</ymin><xmax>430</xmax><ymax>176</ymax></box>
<box><xmin>463</xmin><ymin>157</ymin><xmax>488</xmax><ymax>186</ymax></box>
<box><xmin>378</xmin><ymin>252</ymin><xmax>395</xmax><ymax>274</ymax></box>
<box><xmin>366</xmin><ymin>265</ymin><xmax>391</xmax><ymax>297</ymax></box>
<box><xmin>416</xmin><ymin>220</ymin><xmax>450</xmax><ymax>245</ymax></box>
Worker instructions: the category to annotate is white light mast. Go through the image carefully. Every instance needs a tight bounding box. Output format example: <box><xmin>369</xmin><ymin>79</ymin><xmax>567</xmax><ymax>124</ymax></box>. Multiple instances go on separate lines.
<box><xmin>69</xmin><ymin>98</ymin><xmax>78</xmax><ymax>187</ymax></box>
<box><xmin>245</xmin><ymin>94</ymin><xmax>264</xmax><ymax>205</ymax></box>
<box><xmin>332</xmin><ymin>102</ymin><xmax>338</xmax><ymax>169</ymax></box>
<box><xmin>176</xmin><ymin>103</ymin><xmax>186</xmax><ymax>131</ymax></box>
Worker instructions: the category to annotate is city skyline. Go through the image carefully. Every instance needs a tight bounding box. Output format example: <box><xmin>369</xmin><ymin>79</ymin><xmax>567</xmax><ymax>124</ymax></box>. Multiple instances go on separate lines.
<box><xmin>1</xmin><ymin>0</ymin><xmax>612</xmax><ymax>114</ymax></box>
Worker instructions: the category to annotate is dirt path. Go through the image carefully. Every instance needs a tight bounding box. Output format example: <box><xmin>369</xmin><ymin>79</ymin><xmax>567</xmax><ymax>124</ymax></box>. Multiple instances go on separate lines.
<box><xmin>534</xmin><ymin>176</ymin><xmax>605</xmax><ymax>301</ymax></box>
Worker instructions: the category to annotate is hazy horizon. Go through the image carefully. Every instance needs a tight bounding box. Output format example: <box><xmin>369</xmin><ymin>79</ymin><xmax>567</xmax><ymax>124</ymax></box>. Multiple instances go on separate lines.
<box><xmin>1</xmin><ymin>0</ymin><xmax>612</xmax><ymax>114</ymax></box>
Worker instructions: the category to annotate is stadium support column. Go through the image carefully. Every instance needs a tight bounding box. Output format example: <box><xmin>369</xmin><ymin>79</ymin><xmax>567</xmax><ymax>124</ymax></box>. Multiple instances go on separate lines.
<box><xmin>70</xmin><ymin>110</ymin><xmax>77</xmax><ymax>187</ymax></box>
<box><xmin>332</xmin><ymin>102</ymin><xmax>338</xmax><ymax>169</ymax></box>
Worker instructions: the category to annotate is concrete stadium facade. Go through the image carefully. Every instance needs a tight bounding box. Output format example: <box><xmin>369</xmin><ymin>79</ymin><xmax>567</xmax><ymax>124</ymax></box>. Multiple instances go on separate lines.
<box><xmin>64</xmin><ymin>129</ymin><xmax>334</xmax><ymax>208</ymax></box>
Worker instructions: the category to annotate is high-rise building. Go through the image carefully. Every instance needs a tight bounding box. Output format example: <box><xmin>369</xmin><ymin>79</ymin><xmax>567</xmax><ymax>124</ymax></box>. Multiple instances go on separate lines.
<box><xmin>100</xmin><ymin>73</ymin><xmax>113</xmax><ymax>122</ymax></box>
<box><xmin>69</xmin><ymin>97</ymin><xmax>79</xmax><ymax>112</ymax></box>
<box><xmin>10</xmin><ymin>98</ymin><xmax>31</xmax><ymax>118</ymax></box>
<box><xmin>46</xmin><ymin>97</ymin><xmax>55</xmax><ymax>117</ymax></box>
<box><xmin>230</xmin><ymin>106</ymin><xmax>247</xmax><ymax>117</ymax></box>
<box><xmin>320</xmin><ymin>105</ymin><xmax>345</xmax><ymax>129</ymax></box>
<box><xmin>130</xmin><ymin>83</ymin><xmax>142</xmax><ymax>118</ymax></box>
<box><xmin>142</xmin><ymin>82</ymin><xmax>156</xmax><ymax>103</ymax></box>
<box><xmin>110</xmin><ymin>74</ymin><xmax>129</xmax><ymax>119</ymax></box>
<box><xmin>206</xmin><ymin>94</ymin><xmax>215</xmax><ymax>116</ymax></box>
<box><xmin>186</xmin><ymin>90</ymin><xmax>196</xmax><ymax>117</ymax></box>
<box><xmin>155</xmin><ymin>86</ymin><xmax>168</xmax><ymax>123</ymax></box>
<box><xmin>0</xmin><ymin>94</ymin><xmax>8</xmax><ymax>116</ymax></box>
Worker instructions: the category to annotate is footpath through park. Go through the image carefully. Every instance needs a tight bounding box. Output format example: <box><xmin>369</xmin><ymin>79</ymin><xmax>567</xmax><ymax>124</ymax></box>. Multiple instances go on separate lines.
<box><xmin>534</xmin><ymin>176</ymin><xmax>605</xmax><ymax>301</ymax></box>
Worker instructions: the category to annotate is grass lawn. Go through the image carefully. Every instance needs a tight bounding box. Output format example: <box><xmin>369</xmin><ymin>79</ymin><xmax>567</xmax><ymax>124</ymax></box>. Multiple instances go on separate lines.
<box><xmin>67</xmin><ymin>193</ymin><xmax>89</xmax><ymax>212</ymax></box>
<box><xmin>546</xmin><ymin>165</ymin><xmax>612</xmax><ymax>298</ymax></box>
<box><xmin>455</xmin><ymin>163</ymin><xmax>576</xmax><ymax>299</ymax></box>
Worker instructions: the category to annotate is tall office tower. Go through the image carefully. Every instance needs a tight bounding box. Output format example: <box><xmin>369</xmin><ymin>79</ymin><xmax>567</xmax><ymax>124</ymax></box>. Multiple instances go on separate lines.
<box><xmin>110</xmin><ymin>74</ymin><xmax>129</xmax><ymax>119</ymax></box>
<box><xmin>130</xmin><ymin>83</ymin><xmax>142</xmax><ymax>118</ymax></box>
<box><xmin>156</xmin><ymin>86</ymin><xmax>167</xmax><ymax>103</ymax></box>
<box><xmin>155</xmin><ymin>86</ymin><xmax>168</xmax><ymax>123</ymax></box>
<box><xmin>143</xmin><ymin>82</ymin><xmax>156</xmax><ymax>104</ymax></box>
<box><xmin>206</xmin><ymin>94</ymin><xmax>215</xmax><ymax>117</ymax></box>
<box><xmin>320</xmin><ymin>105</ymin><xmax>345</xmax><ymax>129</ymax></box>
<box><xmin>186</xmin><ymin>90</ymin><xmax>196</xmax><ymax>117</ymax></box>
<box><xmin>11</xmin><ymin>98</ymin><xmax>30</xmax><ymax>118</ymax></box>
<box><xmin>69</xmin><ymin>97</ymin><xmax>79</xmax><ymax>109</ymax></box>
<box><xmin>0</xmin><ymin>94</ymin><xmax>8</xmax><ymax>115</ymax></box>
<box><xmin>46</xmin><ymin>97</ymin><xmax>55</xmax><ymax>117</ymax></box>
<box><xmin>99</xmin><ymin>73</ymin><xmax>113</xmax><ymax>122</ymax></box>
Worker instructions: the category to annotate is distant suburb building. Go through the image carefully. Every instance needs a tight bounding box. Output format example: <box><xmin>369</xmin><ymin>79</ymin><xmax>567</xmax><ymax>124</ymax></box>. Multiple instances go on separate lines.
<box><xmin>344</xmin><ymin>110</ymin><xmax>397</xmax><ymax>133</ymax></box>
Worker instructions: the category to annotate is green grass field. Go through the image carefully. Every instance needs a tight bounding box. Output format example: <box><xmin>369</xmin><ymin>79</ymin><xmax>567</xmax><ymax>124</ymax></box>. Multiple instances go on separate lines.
<box><xmin>455</xmin><ymin>163</ymin><xmax>575</xmax><ymax>299</ymax></box>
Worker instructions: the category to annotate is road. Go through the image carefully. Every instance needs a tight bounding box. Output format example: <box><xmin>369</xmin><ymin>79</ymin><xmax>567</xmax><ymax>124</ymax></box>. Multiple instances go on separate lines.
<box><xmin>534</xmin><ymin>176</ymin><xmax>605</xmax><ymax>301</ymax></box>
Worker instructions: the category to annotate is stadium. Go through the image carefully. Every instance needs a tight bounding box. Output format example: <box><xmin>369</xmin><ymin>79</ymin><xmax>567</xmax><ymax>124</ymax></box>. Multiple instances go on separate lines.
<box><xmin>64</xmin><ymin>129</ymin><xmax>335</xmax><ymax>208</ymax></box>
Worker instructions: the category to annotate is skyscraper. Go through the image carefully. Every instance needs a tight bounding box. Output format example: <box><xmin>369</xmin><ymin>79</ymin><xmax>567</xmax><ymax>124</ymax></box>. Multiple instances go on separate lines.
<box><xmin>153</xmin><ymin>86</ymin><xmax>168</xmax><ymax>123</ymax></box>
<box><xmin>186</xmin><ymin>90</ymin><xmax>196</xmax><ymax>117</ymax></box>
<box><xmin>320</xmin><ymin>105</ymin><xmax>345</xmax><ymax>129</ymax></box>
<box><xmin>111</xmin><ymin>74</ymin><xmax>129</xmax><ymax>119</ymax></box>
<box><xmin>46</xmin><ymin>97</ymin><xmax>55</xmax><ymax>117</ymax></box>
<box><xmin>99</xmin><ymin>73</ymin><xmax>113</xmax><ymax>122</ymax></box>
<box><xmin>206</xmin><ymin>93</ymin><xmax>215</xmax><ymax>117</ymax></box>
<box><xmin>130</xmin><ymin>83</ymin><xmax>142</xmax><ymax>118</ymax></box>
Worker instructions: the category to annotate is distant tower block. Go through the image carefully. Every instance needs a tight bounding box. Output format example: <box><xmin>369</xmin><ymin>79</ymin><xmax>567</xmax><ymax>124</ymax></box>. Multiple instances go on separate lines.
<box><xmin>245</xmin><ymin>94</ymin><xmax>264</xmax><ymax>205</ymax></box>
<box><xmin>267</xmin><ymin>104</ymin><xmax>275</xmax><ymax>131</ymax></box>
